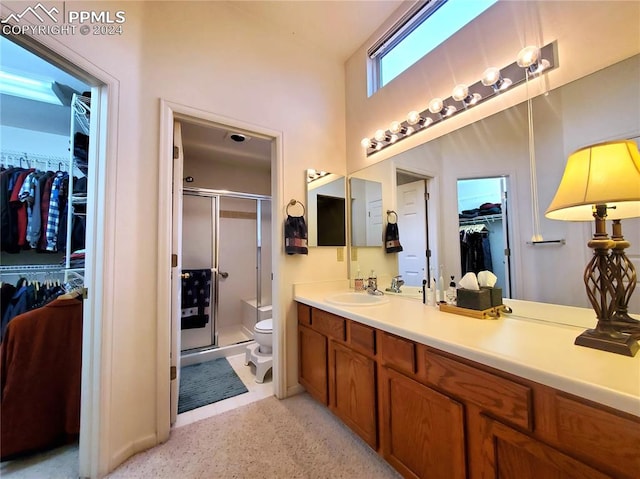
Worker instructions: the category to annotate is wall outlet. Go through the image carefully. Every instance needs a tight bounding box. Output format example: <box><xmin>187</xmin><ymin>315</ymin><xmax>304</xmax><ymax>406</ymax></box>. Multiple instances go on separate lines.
<box><xmin>351</xmin><ymin>247</ymin><xmax>358</xmax><ymax>261</ymax></box>
<box><xmin>337</xmin><ymin>248</ymin><xmax>344</xmax><ymax>262</ymax></box>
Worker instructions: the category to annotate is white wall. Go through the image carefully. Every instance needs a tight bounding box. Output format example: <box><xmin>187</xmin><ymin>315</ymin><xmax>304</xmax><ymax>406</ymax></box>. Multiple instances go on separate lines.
<box><xmin>0</xmin><ymin>125</ymin><xmax>69</xmax><ymax>158</ymax></box>
<box><xmin>1</xmin><ymin>0</ymin><xmax>348</xmax><ymax>474</ymax></box>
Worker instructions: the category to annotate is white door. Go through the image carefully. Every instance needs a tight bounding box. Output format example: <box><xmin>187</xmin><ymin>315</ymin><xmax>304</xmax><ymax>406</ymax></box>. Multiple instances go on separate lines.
<box><xmin>397</xmin><ymin>180</ymin><xmax>427</xmax><ymax>287</ymax></box>
<box><xmin>366</xmin><ymin>198</ymin><xmax>383</xmax><ymax>245</ymax></box>
<box><xmin>170</xmin><ymin>120</ymin><xmax>185</xmax><ymax>424</ymax></box>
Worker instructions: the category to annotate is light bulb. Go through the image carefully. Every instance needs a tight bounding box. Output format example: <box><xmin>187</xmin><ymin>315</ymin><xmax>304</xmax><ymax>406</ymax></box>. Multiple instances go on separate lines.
<box><xmin>482</xmin><ymin>67</ymin><xmax>512</xmax><ymax>91</ymax></box>
<box><xmin>374</xmin><ymin>129</ymin><xmax>388</xmax><ymax>142</ymax></box>
<box><xmin>361</xmin><ymin>138</ymin><xmax>372</xmax><ymax>149</ymax></box>
<box><xmin>428</xmin><ymin>98</ymin><xmax>444</xmax><ymax>114</ymax></box>
<box><xmin>517</xmin><ymin>46</ymin><xmax>539</xmax><ymax>68</ymax></box>
<box><xmin>407</xmin><ymin>110</ymin><xmax>422</xmax><ymax>125</ymax></box>
<box><xmin>452</xmin><ymin>84</ymin><xmax>469</xmax><ymax>102</ymax></box>
<box><xmin>481</xmin><ymin>67</ymin><xmax>501</xmax><ymax>86</ymax></box>
<box><xmin>389</xmin><ymin>121</ymin><xmax>403</xmax><ymax>134</ymax></box>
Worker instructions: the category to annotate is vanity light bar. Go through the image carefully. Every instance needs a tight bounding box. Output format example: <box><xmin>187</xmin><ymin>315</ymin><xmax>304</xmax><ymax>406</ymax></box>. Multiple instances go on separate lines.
<box><xmin>361</xmin><ymin>42</ymin><xmax>557</xmax><ymax>156</ymax></box>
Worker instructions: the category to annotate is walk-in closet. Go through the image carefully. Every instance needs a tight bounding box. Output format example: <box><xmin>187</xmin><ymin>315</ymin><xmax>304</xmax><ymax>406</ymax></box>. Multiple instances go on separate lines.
<box><xmin>1</xmin><ymin>35</ymin><xmax>91</xmax><ymax>476</ymax></box>
<box><xmin>457</xmin><ymin>176</ymin><xmax>512</xmax><ymax>296</ymax></box>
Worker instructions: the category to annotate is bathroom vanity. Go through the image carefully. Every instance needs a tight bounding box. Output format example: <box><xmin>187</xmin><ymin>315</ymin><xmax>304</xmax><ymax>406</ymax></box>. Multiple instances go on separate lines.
<box><xmin>294</xmin><ymin>284</ymin><xmax>640</xmax><ymax>479</ymax></box>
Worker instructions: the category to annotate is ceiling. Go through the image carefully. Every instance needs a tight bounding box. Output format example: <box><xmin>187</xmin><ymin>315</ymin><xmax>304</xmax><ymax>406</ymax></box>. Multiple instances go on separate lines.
<box><xmin>0</xmin><ymin>0</ymin><xmax>404</xmax><ymax>165</ymax></box>
<box><xmin>228</xmin><ymin>0</ymin><xmax>405</xmax><ymax>62</ymax></box>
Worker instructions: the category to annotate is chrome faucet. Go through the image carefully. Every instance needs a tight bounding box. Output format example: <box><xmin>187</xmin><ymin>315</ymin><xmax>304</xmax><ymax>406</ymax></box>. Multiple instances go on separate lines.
<box><xmin>386</xmin><ymin>275</ymin><xmax>405</xmax><ymax>293</ymax></box>
<box><xmin>366</xmin><ymin>275</ymin><xmax>384</xmax><ymax>295</ymax></box>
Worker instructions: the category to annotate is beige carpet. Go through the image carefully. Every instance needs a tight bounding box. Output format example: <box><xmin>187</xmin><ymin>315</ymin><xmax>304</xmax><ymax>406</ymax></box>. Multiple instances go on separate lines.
<box><xmin>106</xmin><ymin>393</ymin><xmax>401</xmax><ymax>479</ymax></box>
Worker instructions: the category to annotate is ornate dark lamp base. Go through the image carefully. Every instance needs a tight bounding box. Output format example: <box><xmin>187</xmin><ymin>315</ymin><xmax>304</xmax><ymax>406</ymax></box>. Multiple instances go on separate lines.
<box><xmin>574</xmin><ymin>207</ymin><xmax>639</xmax><ymax>357</ymax></box>
<box><xmin>575</xmin><ymin>324</ymin><xmax>640</xmax><ymax>356</ymax></box>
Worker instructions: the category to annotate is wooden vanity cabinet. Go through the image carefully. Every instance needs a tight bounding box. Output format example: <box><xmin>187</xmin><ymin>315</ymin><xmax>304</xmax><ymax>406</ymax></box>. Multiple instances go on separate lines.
<box><xmin>379</xmin><ymin>365</ymin><xmax>466</xmax><ymax>479</ymax></box>
<box><xmin>297</xmin><ymin>303</ymin><xmax>378</xmax><ymax>447</ymax></box>
<box><xmin>297</xmin><ymin>304</ymin><xmax>640</xmax><ymax>479</ymax></box>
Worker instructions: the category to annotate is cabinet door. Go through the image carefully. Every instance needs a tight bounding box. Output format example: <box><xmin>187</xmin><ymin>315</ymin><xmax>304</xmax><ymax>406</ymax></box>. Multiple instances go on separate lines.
<box><xmin>329</xmin><ymin>341</ymin><xmax>377</xmax><ymax>448</ymax></box>
<box><xmin>298</xmin><ymin>325</ymin><xmax>328</xmax><ymax>405</ymax></box>
<box><xmin>480</xmin><ymin>417</ymin><xmax>612</xmax><ymax>479</ymax></box>
<box><xmin>379</xmin><ymin>366</ymin><xmax>466</xmax><ymax>479</ymax></box>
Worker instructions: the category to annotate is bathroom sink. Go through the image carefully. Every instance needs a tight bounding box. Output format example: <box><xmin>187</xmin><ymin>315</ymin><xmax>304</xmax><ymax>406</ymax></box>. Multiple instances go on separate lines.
<box><xmin>325</xmin><ymin>292</ymin><xmax>389</xmax><ymax>307</ymax></box>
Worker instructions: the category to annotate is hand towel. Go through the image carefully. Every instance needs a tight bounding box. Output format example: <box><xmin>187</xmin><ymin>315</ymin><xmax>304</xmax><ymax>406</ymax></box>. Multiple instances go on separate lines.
<box><xmin>284</xmin><ymin>214</ymin><xmax>308</xmax><ymax>255</ymax></box>
<box><xmin>181</xmin><ymin>269</ymin><xmax>212</xmax><ymax>329</ymax></box>
<box><xmin>384</xmin><ymin>222</ymin><xmax>403</xmax><ymax>253</ymax></box>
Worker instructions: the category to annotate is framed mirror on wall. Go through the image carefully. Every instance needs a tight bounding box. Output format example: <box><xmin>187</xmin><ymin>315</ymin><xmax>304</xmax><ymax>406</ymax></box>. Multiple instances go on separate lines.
<box><xmin>306</xmin><ymin>169</ymin><xmax>346</xmax><ymax>247</ymax></box>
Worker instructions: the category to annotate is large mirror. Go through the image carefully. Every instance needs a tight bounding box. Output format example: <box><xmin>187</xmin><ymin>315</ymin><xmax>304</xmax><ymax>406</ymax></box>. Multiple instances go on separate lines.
<box><xmin>306</xmin><ymin>169</ymin><xmax>346</xmax><ymax>247</ymax></box>
<box><xmin>348</xmin><ymin>54</ymin><xmax>640</xmax><ymax>313</ymax></box>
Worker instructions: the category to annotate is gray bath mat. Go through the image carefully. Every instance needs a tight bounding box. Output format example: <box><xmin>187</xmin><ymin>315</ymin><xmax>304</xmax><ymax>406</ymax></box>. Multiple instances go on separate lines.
<box><xmin>178</xmin><ymin>357</ymin><xmax>248</xmax><ymax>414</ymax></box>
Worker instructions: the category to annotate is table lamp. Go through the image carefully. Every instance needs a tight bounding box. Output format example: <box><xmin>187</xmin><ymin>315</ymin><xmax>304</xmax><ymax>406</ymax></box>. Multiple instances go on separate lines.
<box><xmin>546</xmin><ymin>140</ymin><xmax>640</xmax><ymax>356</ymax></box>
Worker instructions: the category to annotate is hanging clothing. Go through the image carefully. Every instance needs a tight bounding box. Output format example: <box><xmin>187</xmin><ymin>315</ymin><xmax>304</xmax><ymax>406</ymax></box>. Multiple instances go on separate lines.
<box><xmin>460</xmin><ymin>228</ymin><xmax>492</xmax><ymax>275</ymax></box>
<box><xmin>181</xmin><ymin>269</ymin><xmax>212</xmax><ymax>329</ymax></box>
<box><xmin>284</xmin><ymin>215</ymin><xmax>308</xmax><ymax>255</ymax></box>
<box><xmin>0</xmin><ymin>297</ymin><xmax>83</xmax><ymax>460</ymax></box>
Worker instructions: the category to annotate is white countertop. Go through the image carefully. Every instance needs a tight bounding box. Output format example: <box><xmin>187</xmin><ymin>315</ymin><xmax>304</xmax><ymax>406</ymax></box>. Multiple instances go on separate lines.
<box><xmin>294</xmin><ymin>281</ymin><xmax>640</xmax><ymax>418</ymax></box>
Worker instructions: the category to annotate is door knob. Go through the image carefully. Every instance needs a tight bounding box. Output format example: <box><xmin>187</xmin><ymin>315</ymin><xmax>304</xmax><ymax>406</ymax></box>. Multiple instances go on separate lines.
<box><xmin>219</xmin><ymin>271</ymin><xmax>229</xmax><ymax>279</ymax></box>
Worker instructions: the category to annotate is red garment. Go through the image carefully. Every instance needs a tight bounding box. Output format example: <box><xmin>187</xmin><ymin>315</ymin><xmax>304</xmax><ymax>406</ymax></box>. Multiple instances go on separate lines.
<box><xmin>0</xmin><ymin>297</ymin><xmax>83</xmax><ymax>460</ymax></box>
<box><xmin>9</xmin><ymin>169</ymin><xmax>34</xmax><ymax>247</ymax></box>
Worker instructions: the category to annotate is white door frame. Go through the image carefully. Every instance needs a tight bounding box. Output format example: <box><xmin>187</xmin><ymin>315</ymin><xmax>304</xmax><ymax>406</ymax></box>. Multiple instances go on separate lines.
<box><xmin>0</xmin><ymin>12</ymin><xmax>119</xmax><ymax>477</ymax></box>
<box><xmin>157</xmin><ymin>100</ymin><xmax>284</xmax><ymax>439</ymax></box>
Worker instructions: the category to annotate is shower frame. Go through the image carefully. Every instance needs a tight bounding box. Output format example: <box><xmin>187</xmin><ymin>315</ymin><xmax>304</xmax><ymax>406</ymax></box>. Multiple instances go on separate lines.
<box><xmin>182</xmin><ymin>186</ymin><xmax>271</xmax><ymax>352</ymax></box>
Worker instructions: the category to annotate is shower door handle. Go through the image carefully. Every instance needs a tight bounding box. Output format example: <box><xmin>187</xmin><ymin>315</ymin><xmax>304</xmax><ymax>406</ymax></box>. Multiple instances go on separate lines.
<box><xmin>219</xmin><ymin>271</ymin><xmax>229</xmax><ymax>279</ymax></box>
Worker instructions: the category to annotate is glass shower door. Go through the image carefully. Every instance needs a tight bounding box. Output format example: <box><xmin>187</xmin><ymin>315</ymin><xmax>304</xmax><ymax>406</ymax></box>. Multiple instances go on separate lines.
<box><xmin>181</xmin><ymin>194</ymin><xmax>216</xmax><ymax>351</ymax></box>
<box><xmin>216</xmin><ymin>196</ymin><xmax>258</xmax><ymax>347</ymax></box>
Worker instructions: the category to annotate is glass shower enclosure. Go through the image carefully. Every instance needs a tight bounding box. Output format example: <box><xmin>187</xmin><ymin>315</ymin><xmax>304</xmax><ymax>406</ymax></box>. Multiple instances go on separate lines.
<box><xmin>181</xmin><ymin>187</ymin><xmax>271</xmax><ymax>352</ymax></box>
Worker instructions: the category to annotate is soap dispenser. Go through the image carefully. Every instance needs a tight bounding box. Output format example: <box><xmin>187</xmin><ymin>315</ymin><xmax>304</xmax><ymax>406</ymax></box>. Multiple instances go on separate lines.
<box><xmin>354</xmin><ymin>265</ymin><xmax>364</xmax><ymax>291</ymax></box>
<box><xmin>446</xmin><ymin>276</ymin><xmax>457</xmax><ymax>305</ymax></box>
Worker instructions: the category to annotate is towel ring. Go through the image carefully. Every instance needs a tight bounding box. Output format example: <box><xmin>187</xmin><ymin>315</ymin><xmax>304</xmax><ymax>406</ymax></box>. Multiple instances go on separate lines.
<box><xmin>387</xmin><ymin>210</ymin><xmax>398</xmax><ymax>224</ymax></box>
<box><xmin>286</xmin><ymin>199</ymin><xmax>305</xmax><ymax>217</ymax></box>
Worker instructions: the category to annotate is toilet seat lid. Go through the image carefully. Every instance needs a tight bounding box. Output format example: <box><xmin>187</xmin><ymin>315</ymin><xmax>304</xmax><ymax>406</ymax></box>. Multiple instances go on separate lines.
<box><xmin>255</xmin><ymin>318</ymin><xmax>272</xmax><ymax>332</ymax></box>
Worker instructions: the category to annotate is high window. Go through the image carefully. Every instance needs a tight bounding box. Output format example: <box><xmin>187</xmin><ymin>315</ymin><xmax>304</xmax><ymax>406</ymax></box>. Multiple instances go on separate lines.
<box><xmin>368</xmin><ymin>0</ymin><xmax>498</xmax><ymax>94</ymax></box>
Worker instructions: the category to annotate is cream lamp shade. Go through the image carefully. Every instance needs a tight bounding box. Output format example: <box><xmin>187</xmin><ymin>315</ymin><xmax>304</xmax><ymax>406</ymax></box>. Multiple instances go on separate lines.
<box><xmin>545</xmin><ymin>140</ymin><xmax>640</xmax><ymax>221</ymax></box>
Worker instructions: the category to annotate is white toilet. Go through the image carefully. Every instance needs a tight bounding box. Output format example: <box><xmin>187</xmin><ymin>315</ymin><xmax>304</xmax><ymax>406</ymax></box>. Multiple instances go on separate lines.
<box><xmin>245</xmin><ymin>318</ymin><xmax>273</xmax><ymax>383</ymax></box>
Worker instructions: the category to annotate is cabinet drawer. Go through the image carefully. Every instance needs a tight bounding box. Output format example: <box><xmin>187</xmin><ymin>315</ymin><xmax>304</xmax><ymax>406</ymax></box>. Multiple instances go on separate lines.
<box><xmin>311</xmin><ymin>308</ymin><xmax>346</xmax><ymax>341</ymax></box>
<box><xmin>425</xmin><ymin>352</ymin><xmax>532</xmax><ymax>431</ymax></box>
<box><xmin>297</xmin><ymin>303</ymin><xmax>311</xmax><ymax>327</ymax></box>
<box><xmin>349</xmin><ymin>321</ymin><xmax>376</xmax><ymax>357</ymax></box>
<box><xmin>379</xmin><ymin>332</ymin><xmax>417</xmax><ymax>375</ymax></box>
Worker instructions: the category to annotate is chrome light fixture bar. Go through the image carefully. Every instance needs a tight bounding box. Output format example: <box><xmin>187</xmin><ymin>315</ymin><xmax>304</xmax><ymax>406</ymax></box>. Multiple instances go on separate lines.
<box><xmin>361</xmin><ymin>42</ymin><xmax>556</xmax><ymax>156</ymax></box>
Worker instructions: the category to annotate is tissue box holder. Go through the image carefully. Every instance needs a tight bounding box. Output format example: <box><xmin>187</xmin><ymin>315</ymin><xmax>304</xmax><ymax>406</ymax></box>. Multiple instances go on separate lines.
<box><xmin>456</xmin><ymin>288</ymin><xmax>491</xmax><ymax>311</ymax></box>
<box><xmin>481</xmin><ymin>287</ymin><xmax>503</xmax><ymax>307</ymax></box>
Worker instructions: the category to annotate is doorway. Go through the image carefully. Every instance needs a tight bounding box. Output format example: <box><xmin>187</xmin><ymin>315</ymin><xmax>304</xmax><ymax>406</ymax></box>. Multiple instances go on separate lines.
<box><xmin>395</xmin><ymin>169</ymin><xmax>434</xmax><ymax>286</ymax></box>
<box><xmin>162</xmin><ymin>109</ymin><xmax>279</xmax><ymax>426</ymax></box>
<box><xmin>0</xmin><ymin>33</ymin><xmax>107</xmax><ymax>479</ymax></box>
<box><xmin>456</xmin><ymin>176</ymin><xmax>512</xmax><ymax>297</ymax></box>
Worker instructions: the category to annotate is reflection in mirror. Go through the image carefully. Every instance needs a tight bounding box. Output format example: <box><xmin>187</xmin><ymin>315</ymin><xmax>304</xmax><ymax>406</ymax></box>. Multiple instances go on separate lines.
<box><xmin>347</xmin><ymin>54</ymin><xmax>640</xmax><ymax>314</ymax></box>
<box><xmin>396</xmin><ymin>171</ymin><xmax>430</xmax><ymax>287</ymax></box>
<box><xmin>457</xmin><ymin>177</ymin><xmax>511</xmax><ymax>296</ymax></box>
<box><xmin>349</xmin><ymin>177</ymin><xmax>382</xmax><ymax>247</ymax></box>
<box><xmin>306</xmin><ymin>169</ymin><xmax>346</xmax><ymax>247</ymax></box>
